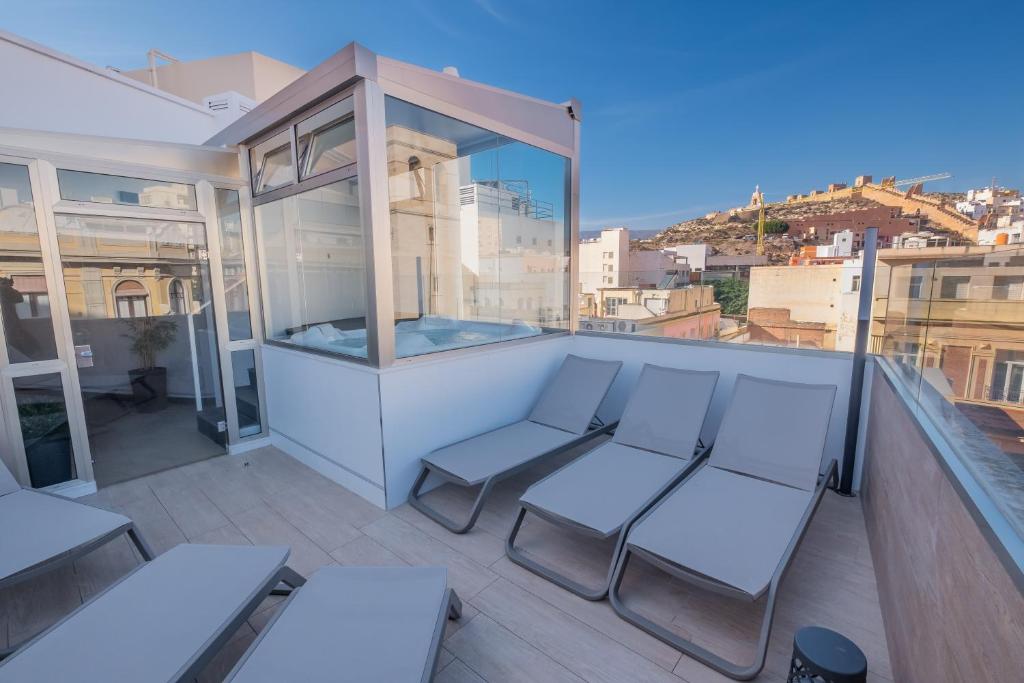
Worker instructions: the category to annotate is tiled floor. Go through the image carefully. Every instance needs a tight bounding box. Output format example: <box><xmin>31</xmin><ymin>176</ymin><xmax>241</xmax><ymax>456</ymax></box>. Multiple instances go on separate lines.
<box><xmin>0</xmin><ymin>445</ymin><xmax>894</xmax><ymax>682</ymax></box>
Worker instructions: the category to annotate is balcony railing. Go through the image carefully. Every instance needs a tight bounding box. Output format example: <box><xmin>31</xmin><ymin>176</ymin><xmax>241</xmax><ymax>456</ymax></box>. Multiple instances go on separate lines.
<box><xmin>877</xmin><ymin>245</ymin><xmax>1024</xmax><ymax>540</ymax></box>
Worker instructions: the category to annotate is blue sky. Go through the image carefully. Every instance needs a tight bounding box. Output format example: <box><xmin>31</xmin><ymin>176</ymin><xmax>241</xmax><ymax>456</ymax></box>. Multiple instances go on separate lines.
<box><xmin>4</xmin><ymin>0</ymin><xmax>1022</xmax><ymax>230</ymax></box>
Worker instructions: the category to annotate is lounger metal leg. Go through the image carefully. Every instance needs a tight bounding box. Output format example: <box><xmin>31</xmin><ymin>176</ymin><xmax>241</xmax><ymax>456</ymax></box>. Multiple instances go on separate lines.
<box><xmin>126</xmin><ymin>525</ymin><xmax>154</xmax><ymax>562</ymax></box>
<box><xmin>505</xmin><ymin>505</ymin><xmax>626</xmax><ymax>601</ymax></box>
<box><xmin>448</xmin><ymin>589</ymin><xmax>462</xmax><ymax>620</ymax></box>
<box><xmin>270</xmin><ymin>566</ymin><xmax>307</xmax><ymax>596</ymax></box>
<box><xmin>408</xmin><ymin>465</ymin><xmax>496</xmax><ymax>534</ymax></box>
<box><xmin>609</xmin><ymin>548</ymin><xmax>772</xmax><ymax>680</ymax></box>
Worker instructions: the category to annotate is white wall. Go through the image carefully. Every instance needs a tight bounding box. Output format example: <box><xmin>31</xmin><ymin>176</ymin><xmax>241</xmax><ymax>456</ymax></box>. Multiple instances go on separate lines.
<box><xmin>262</xmin><ymin>331</ymin><xmax>854</xmax><ymax>509</ymax></box>
<box><xmin>0</xmin><ymin>31</ymin><xmax>221</xmax><ymax>144</ymax></box>
<box><xmin>572</xmin><ymin>334</ymin><xmax>853</xmax><ymax>474</ymax></box>
<box><xmin>262</xmin><ymin>344</ymin><xmax>386</xmax><ymax>506</ymax></box>
<box><xmin>378</xmin><ymin>334</ymin><xmax>573</xmax><ymax>506</ymax></box>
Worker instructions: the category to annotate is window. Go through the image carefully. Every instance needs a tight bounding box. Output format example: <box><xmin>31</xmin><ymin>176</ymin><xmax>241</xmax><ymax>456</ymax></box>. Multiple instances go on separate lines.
<box><xmin>114</xmin><ymin>280</ymin><xmax>149</xmax><ymax>318</ymax></box>
<box><xmin>168</xmin><ymin>280</ymin><xmax>186</xmax><ymax>314</ymax></box>
<box><xmin>384</xmin><ymin>97</ymin><xmax>570</xmax><ymax>358</ymax></box>
<box><xmin>215</xmin><ymin>188</ymin><xmax>253</xmax><ymax>340</ymax></box>
<box><xmin>851</xmin><ymin>275</ymin><xmax>861</xmax><ymax>292</ymax></box>
<box><xmin>231</xmin><ymin>349</ymin><xmax>262</xmax><ymax>437</ymax></box>
<box><xmin>940</xmin><ymin>275</ymin><xmax>971</xmax><ymax>299</ymax></box>
<box><xmin>991</xmin><ymin>351</ymin><xmax>1024</xmax><ymax>404</ymax></box>
<box><xmin>605</xmin><ymin>296</ymin><xmax>628</xmax><ymax>316</ymax></box>
<box><xmin>296</xmin><ymin>98</ymin><xmax>356</xmax><ymax>180</ymax></box>
<box><xmin>0</xmin><ymin>163</ymin><xmax>59</xmax><ymax>362</ymax></box>
<box><xmin>993</xmin><ymin>275</ymin><xmax>1024</xmax><ymax>300</ymax></box>
<box><xmin>57</xmin><ymin>170</ymin><xmax>197</xmax><ymax>210</ymax></box>
<box><xmin>254</xmin><ymin>179</ymin><xmax>366</xmax><ymax>358</ymax></box>
<box><xmin>13</xmin><ymin>373</ymin><xmax>76</xmax><ymax>487</ymax></box>
<box><xmin>908</xmin><ymin>275</ymin><xmax>924</xmax><ymax>299</ymax></box>
<box><xmin>250</xmin><ymin>130</ymin><xmax>293</xmax><ymax>195</ymax></box>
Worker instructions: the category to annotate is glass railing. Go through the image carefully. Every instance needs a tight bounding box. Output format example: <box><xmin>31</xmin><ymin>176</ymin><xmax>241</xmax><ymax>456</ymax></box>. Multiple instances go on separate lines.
<box><xmin>877</xmin><ymin>246</ymin><xmax>1024</xmax><ymax>538</ymax></box>
<box><xmin>577</xmin><ymin>258</ymin><xmax>865</xmax><ymax>352</ymax></box>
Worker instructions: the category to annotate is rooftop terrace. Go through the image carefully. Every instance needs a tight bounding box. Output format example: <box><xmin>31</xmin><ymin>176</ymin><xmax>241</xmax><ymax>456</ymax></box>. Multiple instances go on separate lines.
<box><xmin>1</xmin><ymin>445</ymin><xmax>892</xmax><ymax>682</ymax></box>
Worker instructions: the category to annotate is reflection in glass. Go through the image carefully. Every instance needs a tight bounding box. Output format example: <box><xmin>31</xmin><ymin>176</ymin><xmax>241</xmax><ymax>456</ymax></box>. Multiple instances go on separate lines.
<box><xmin>250</xmin><ymin>131</ymin><xmax>293</xmax><ymax>194</ymax></box>
<box><xmin>879</xmin><ymin>248</ymin><xmax>1024</xmax><ymax>538</ymax></box>
<box><xmin>215</xmin><ymin>189</ymin><xmax>253</xmax><ymax>340</ymax></box>
<box><xmin>0</xmin><ymin>162</ymin><xmax>59</xmax><ymax>362</ymax></box>
<box><xmin>55</xmin><ymin>214</ymin><xmax>225</xmax><ymax>486</ymax></box>
<box><xmin>13</xmin><ymin>373</ymin><xmax>76</xmax><ymax>488</ymax></box>
<box><xmin>57</xmin><ymin>170</ymin><xmax>197</xmax><ymax>210</ymax></box>
<box><xmin>254</xmin><ymin>179</ymin><xmax>367</xmax><ymax>358</ymax></box>
<box><xmin>231</xmin><ymin>349</ymin><xmax>261</xmax><ymax>437</ymax></box>
<box><xmin>384</xmin><ymin>97</ymin><xmax>570</xmax><ymax>358</ymax></box>
<box><xmin>297</xmin><ymin>98</ymin><xmax>356</xmax><ymax>180</ymax></box>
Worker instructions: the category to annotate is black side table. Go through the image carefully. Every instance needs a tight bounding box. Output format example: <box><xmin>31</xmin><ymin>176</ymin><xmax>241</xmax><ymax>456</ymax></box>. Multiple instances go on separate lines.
<box><xmin>788</xmin><ymin>626</ymin><xmax>867</xmax><ymax>683</ymax></box>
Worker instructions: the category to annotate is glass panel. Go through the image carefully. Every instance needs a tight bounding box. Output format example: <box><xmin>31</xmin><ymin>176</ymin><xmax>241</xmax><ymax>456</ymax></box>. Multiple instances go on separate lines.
<box><xmin>879</xmin><ymin>247</ymin><xmax>1024</xmax><ymax>540</ymax></box>
<box><xmin>13</xmin><ymin>373</ymin><xmax>76</xmax><ymax>488</ymax></box>
<box><xmin>57</xmin><ymin>169</ymin><xmax>197</xmax><ymax>210</ymax></box>
<box><xmin>55</xmin><ymin>215</ymin><xmax>226</xmax><ymax>487</ymax></box>
<box><xmin>254</xmin><ymin>179</ymin><xmax>367</xmax><ymax>358</ymax></box>
<box><xmin>231</xmin><ymin>349</ymin><xmax>261</xmax><ymax>437</ymax></box>
<box><xmin>384</xmin><ymin>97</ymin><xmax>570</xmax><ymax>358</ymax></box>
<box><xmin>215</xmin><ymin>188</ymin><xmax>252</xmax><ymax>340</ymax></box>
<box><xmin>296</xmin><ymin>98</ymin><xmax>356</xmax><ymax>180</ymax></box>
<box><xmin>250</xmin><ymin>130</ymin><xmax>293</xmax><ymax>194</ymax></box>
<box><xmin>0</xmin><ymin>162</ymin><xmax>59</xmax><ymax>362</ymax></box>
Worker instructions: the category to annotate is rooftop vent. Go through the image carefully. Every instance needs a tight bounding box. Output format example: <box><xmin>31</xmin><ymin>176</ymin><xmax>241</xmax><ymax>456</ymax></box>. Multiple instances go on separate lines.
<box><xmin>442</xmin><ymin>66</ymin><xmax>460</xmax><ymax>77</ymax></box>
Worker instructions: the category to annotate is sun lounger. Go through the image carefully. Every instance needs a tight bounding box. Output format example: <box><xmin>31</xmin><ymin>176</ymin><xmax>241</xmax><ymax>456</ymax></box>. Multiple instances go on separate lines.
<box><xmin>0</xmin><ymin>543</ymin><xmax>304</xmax><ymax>682</ymax></box>
<box><xmin>226</xmin><ymin>566</ymin><xmax>461</xmax><ymax>682</ymax></box>
<box><xmin>608</xmin><ymin>374</ymin><xmax>839</xmax><ymax>680</ymax></box>
<box><xmin>408</xmin><ymin>354</ymin><xmax>622</xmax><ymax>533</ymax></box>
<box><xmin>0</xmin><ymin>457</ymin><xmax>153</xmax><ymax>629</ymax></box>
<box><xmin>506</xmin><ymin>364</ymin><xmax>719</xmax><ymax>599</ymax></box>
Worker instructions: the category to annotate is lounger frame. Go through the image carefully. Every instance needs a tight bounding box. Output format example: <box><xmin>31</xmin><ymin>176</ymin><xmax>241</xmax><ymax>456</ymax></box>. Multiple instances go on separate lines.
<box><xmin>408</xmin><ymin>420</ymin><xmax>617</xmax><ymax>534</ymax></box>
<box><xmin>608</xmin><ymin>459</ymin><xmax>838</xmax><ymax>681</ymax></box>
<box><xmin>226</xmin><ymin>582</ymin><xmax>462</xmax><ymax>683</ymax></box>
<box><xmin>0</xmin><ymin>488</ymin><xmax>155</xmax><ymax>591</ymax></box>
<box><xmin>506</xmin><ymin>441</ymin><xmax>711</xmax><ymax>601</ymax></box>
<box><xmin>0</xmin><ymin>551</ymin><xmax>306</xmax><ymax>679</ymax></box>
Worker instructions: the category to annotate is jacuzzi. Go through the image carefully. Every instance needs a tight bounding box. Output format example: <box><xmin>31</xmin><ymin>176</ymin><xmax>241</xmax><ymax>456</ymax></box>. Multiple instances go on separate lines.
<box><xmin>280</xmin><ymin>316</ymin><xmax>544</xmax><ymax>359</ymax></box>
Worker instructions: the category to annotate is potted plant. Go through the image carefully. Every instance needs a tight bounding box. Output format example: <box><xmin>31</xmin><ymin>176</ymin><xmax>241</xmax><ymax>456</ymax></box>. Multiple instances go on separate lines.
<box><xmin>122</xmin><ymin>316</ymin><xmax>178</xmax><ymax>412</ymax></box>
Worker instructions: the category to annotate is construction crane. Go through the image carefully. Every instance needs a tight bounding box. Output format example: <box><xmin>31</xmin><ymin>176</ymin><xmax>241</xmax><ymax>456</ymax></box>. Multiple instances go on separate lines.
<box><xmin>754</xmin><ymin>187</ymin><xmax>766</xmax><ymax>256</ymax></box>
<box><xmin>879</xmin><ymin>172</ymin><xmax>952</xmax><ymax>189</ymax></box>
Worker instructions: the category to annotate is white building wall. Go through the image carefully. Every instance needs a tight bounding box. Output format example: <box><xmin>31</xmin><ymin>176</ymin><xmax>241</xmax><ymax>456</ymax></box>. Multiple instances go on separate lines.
<box><xmin>579</xmin><ymin>228</ymin><xmax>628</xmax><ymax>295</ymax></box>
<box><xmin>0</xmin><ymin>30</ymin><xmax>222</xmax><ymax>144</ymax></box>
<box><xmin>670</xmin><ymin>244</ymin><xmax>709</xmax><ymax>271</ymax></box>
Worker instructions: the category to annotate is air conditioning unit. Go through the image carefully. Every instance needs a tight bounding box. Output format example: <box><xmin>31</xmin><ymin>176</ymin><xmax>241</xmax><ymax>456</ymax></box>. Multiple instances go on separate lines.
<box><xmin>580</xmin><ymin>319</ymin><xmax>638</xmax><ymax>333</ymax></box>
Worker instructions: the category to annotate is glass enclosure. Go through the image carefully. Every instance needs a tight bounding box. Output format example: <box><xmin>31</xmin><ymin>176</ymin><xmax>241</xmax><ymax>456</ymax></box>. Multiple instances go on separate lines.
<box><xmin>13</xmin><ymin>372</ymin><xmax>75</xmax><ymax>488</ymax></box>
<box><xmin>384</xmin><ymin>97</ymin><xmax>570</xmax><ymax>358</ymax></box>
<box><xmin>55</xmin><ymin>212</ymin><xmax>225</xmax><ymax>487</ymax></box>
<box><xmin>215</xmin><ymin>188</ymin><xmax>253</xmax><ymax>341</ymax></box>
<box><xmin>255</xmin><ymin>179</ymin><xmax>367</xmax><ymax>357</ymax></box>
<box><xmin>57</xmin><ymin>170</ymin><xmax>198</xmax><ymax>210</ymax></box>
<box><xmin>245</xmin><ymin>86</ymin><xmax>575</xmax><ymax>366</ymax></box>
<box><xmin>0</xmin><ymin>162</ymin><xmax>59</xmax><ymax>362</ymax></box>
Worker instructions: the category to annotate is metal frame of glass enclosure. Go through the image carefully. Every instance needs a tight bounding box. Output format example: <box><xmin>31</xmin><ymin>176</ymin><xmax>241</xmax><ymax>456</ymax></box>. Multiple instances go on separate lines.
<box><xmin>209</xmin><ymin>43</ymin><xmax>582</xmax><ymax>369</ymax></box>
<box><xmin>0</xmin><ymin>135</ymin><xmax>268</xmax><ymax>495</ymax></box>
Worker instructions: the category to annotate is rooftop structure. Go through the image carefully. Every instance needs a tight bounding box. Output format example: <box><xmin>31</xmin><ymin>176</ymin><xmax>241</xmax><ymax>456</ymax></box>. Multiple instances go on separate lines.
<box><xmin>0</xmin><ymin>30</ymin><xmax>1021</xmax><ymax>683</ymax></box>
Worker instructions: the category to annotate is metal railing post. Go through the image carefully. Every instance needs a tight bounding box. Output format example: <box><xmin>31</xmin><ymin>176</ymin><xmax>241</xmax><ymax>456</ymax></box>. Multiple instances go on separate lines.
<box><xmin>840</xmin><ymin>226</ymin><xmax>878</xmax><ymax>495</ymax></box>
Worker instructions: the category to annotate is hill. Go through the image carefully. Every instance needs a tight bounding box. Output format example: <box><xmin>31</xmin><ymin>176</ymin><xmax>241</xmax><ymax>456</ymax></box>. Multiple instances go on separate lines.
<box><xmin>634</xmin><ymin>196</ymin><xmax>887</xmax><ymax>264</ymax></box>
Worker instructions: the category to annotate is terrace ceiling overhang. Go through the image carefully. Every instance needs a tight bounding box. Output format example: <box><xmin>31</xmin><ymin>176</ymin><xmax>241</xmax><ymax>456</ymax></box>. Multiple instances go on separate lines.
<box><xmin>204</xmin><ymin>42</ymin><xmax>579</xmax><ymax>157</ymax></box>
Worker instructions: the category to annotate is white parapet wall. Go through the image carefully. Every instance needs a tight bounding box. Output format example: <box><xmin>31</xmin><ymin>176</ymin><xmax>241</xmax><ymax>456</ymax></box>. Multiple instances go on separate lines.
<box><xmin>262</xmin><ymin>332</ymin><xmax>855</xmax><ymax>510</ymax></box>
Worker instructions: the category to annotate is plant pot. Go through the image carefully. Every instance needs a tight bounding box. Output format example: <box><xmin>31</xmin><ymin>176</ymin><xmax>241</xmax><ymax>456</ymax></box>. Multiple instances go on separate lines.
<box><xmin>129</xmin><ymin>366</ymin><xmax>169</xmax><ymax>413</ymax></box>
